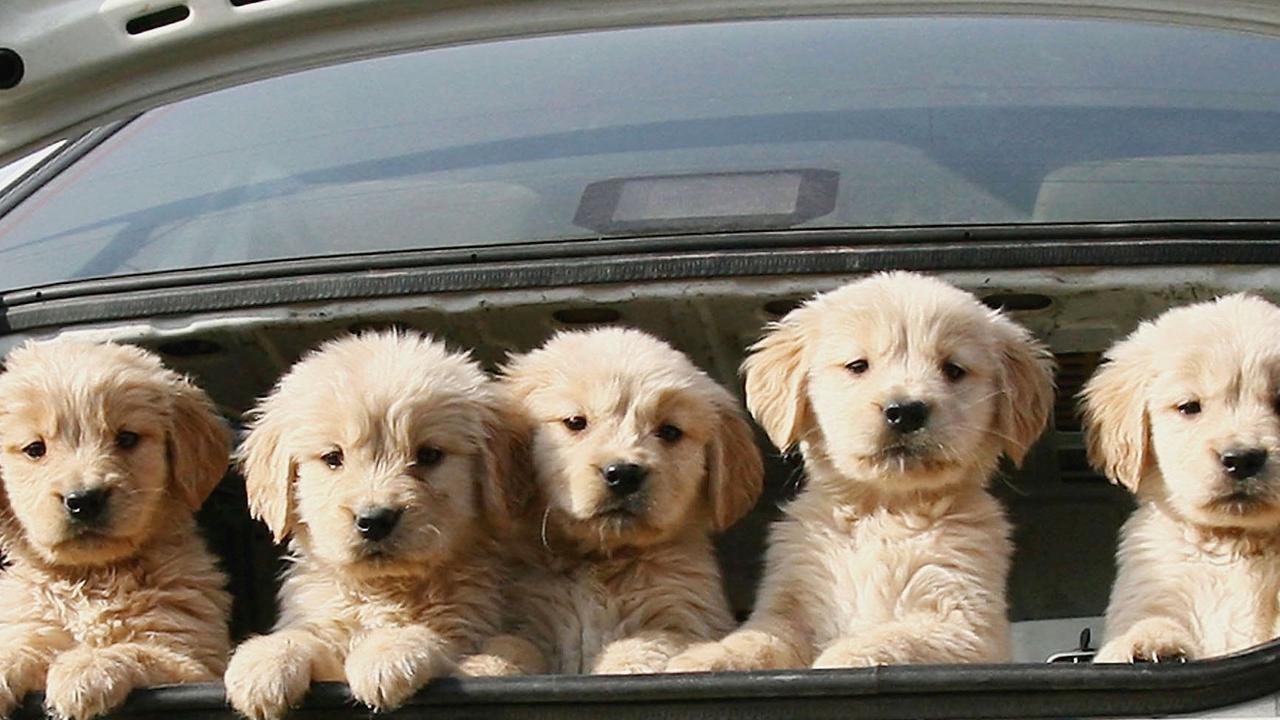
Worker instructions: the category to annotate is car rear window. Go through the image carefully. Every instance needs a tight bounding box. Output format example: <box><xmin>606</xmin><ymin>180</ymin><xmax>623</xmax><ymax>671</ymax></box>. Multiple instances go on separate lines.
<box><xmin>1</xmin><ymin>16</ymin><xmax>1280</xmax><ymax>290</ymax></box>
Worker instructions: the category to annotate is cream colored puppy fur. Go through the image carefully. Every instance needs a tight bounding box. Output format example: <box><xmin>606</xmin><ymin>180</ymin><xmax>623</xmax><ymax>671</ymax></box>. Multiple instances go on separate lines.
<box><xmin>223</xmin><ymin>332</ymin><xmax>523</xmax><ymax>719</ymax></box>
<box><xmin>669</xmin><ymin>272</ymin><xmax>1055</xmax><ymax>671</ymax></box>
<box><xmin>459</xmin><ymin>328</ymin><xmax>763</xmax><ymax>676</ymax></box>
<box><xmin>0</xmin><ymin>340</ymin><xmax>232</xmax><ymax>720</ymax></box>
<box><xmin>1084</xmin><ymin>295</ymin><xmax>1280</xmax><ymax>663</ymax></box>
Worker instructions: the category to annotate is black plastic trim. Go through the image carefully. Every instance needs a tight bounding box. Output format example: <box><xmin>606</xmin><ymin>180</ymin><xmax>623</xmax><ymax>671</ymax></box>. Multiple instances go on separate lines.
<box><xmin>2</xmin><ymin>229</ymin><xmax>1280</xmax><ymax>333</ymax></box>
<box><xmin>14</xmin><ymin>641</ymin><xmax>1280</xmax><ymax>719</ymax></box>
<box><xmin>6</xmin><ymin>220</ymin><xmax>1279</xmax><ymax>305</ymax></box>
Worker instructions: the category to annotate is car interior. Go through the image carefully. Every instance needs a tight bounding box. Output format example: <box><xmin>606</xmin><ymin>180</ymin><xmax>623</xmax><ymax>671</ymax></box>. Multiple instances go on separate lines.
<box><xmin>11</xmin><ymin>265</ymin><xmax>1264</xmax><ymax>667</ymax></box>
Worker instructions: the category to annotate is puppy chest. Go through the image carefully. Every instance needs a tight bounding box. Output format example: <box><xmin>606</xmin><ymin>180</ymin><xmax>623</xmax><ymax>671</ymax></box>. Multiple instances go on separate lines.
<box><xmin>46</xmin><ymin>575</ymin><xmax>156</xmax><ymax>646</ymax></box>
<box><xmin>1190</xmin><ymin>561</ymin><xmax>1280</xmax><ymax>654</ymax></box>
<box><xmin>521</xmin><ymin>568</ymin><xmax>630</xmax><ymax>674</ymax></box>
<box><xmin>810</xmin><ymin>516</ymin><xmax>1008</xmax><ymax>640</ymax></box>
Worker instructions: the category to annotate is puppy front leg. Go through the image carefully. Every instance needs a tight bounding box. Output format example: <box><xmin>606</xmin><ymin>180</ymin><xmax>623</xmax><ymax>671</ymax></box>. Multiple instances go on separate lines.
<box><xmin>0</xmin><ymin>625</ymin><xmax>73</xmax><ymax>719</ymax></box>
<box><xmin>1095</xmin><ymin>617</ymin><xmax>1198</xmax><ymax>663</ymax></box>
<box><xmin>344</xmin><ymin>625</ymin><xmax>454</xmax><ymax>712</ymax></box>
<box><xmin>225</xmin><ymin>629</ymin><xmax>339</xmax><ymax>720</ymax></box>
<box><xmin>44</xmin><ymin>642</ymin><xmax>216</xmax><ymax>720</ymax></box>
<box><xmin>457</xmin><ymin>635</ymin><xmax>547</xmax><ymax>677</ymax></box>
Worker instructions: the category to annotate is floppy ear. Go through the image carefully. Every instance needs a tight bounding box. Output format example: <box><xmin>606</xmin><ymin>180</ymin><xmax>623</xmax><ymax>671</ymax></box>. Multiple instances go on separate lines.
<box><xmin>1080</xmin><ymin>334</ymin><xmax>1153</xmax><ymax>492</ymax></box>
<box><xmin>475</xmin><ymin>390</ymin><xmax>534</xmax><ymax>533</ymax></box>
<box><xmin>167</xmin><ymin>376</ymin><xmax>233</xmax><ymax>512</ymax></box>
<box><xmin>992</xmin><ymin>319</ymin><xmax>1057</xmax><ymax>467</ymax></box>
<box><xmin>236</xmin><ymin>398</ymin><xmax>297</xmax><ymax>543</ymax></box>
<box><xmin>706</xmin><ymin>392</ymin><xmax>765</xmax><ymax>531</ymax></box>
<box><xmin>741</xmin><ymin>306</ymin><xmax>817</xmax><ymax>453</ymax></box>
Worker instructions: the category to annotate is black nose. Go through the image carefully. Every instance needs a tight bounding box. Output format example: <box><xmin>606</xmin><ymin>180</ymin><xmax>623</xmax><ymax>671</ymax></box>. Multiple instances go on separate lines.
<box><xmin>602</xmin><ymin>463</ymin><xmax>648</xmax><ymax>496</ymax></box>
<box><xmin>1221</xmin><ymin>448</ymin><xmax>1268</xmax><ymax>481</ymax></box>
<box><xmin>63</xmin><ymin>489</ymin><xmax>108</xmax><ymax>522</ymax></box>
<box><xmin>884</xmin><ymin>400</ymin><xmax>930</xmax><ymax>434</ymax></box>
<box><xmin>354</xmin><ymin>507</ymin><xmax>402</xmax><ymax>542</ymax></box>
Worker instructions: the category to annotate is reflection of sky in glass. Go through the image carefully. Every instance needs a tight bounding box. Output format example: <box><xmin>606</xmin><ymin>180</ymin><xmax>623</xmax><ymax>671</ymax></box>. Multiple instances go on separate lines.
<box><xmin>2</xmin><ymin>16</ymin><xmax>1280</xmax><ymax>291</ymax></box>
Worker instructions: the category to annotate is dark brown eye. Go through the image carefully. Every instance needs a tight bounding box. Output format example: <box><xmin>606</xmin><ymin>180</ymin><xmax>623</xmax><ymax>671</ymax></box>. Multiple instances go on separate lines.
<box><xmin>1177</xmin><ymin>401</ymin><xmax>1202</xmax><ymax>416</ymax></box>
<box><xmin>656</xmin><ymin>424</ymin><xmax>684</xmax><ymax>442</ymax></box>
<box><xmin>415</xmin><ymin>446</ymin><xmax>443</xmax><ymax>467</ymax></box>
<box><xmin>115</xmin><ymin>431</ymin><xmax>140</xmax><ymax>450</ymax></box>
<box><xmin>563</xmin><ymin>416</ymin><xmax>588</xmax><ymax>432</ymax></box>
<box><xmin>22</xmin><ymin>440</ymin><xmax>45</xmax><ymax>459</ymax></box>
<box><xmin>845</xmin><ymin>359</ymin><xmax>869</xmax><ymax>375</ymax></box>
<box><xmin>942</xmin><ymin>362</ymin><xmax>967</xmax><ymax>382</ymax></box>
<box><xmin>321</xmin><ymin>449</ymin><xmax>344</xmax><ymax>469</ymax></box>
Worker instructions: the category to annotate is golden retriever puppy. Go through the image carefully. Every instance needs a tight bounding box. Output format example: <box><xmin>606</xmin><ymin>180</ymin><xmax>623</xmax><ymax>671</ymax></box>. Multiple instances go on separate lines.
<box><xmin>223</xmin><ymin>331</ymin><xmax>523</xmax><ymax>719</ymax></box>
<box><xmin>0</xmin><ymin>340</ymin><xmax>232</xmax><ymax>720</ymax></box>
<box><xmin>668</xmin><ymin>272</ymin><xmax>1055</xmax><ymax>672</ymax></box>
<box><xmin>458</xmin><ymin>327</ymin><xmax>763</xmax><ymax>676</ymax></box>
<box><xmin>1084</xmin><ymin>294</ymin><xmax>1280</xmax><ymax>663</ymax></box>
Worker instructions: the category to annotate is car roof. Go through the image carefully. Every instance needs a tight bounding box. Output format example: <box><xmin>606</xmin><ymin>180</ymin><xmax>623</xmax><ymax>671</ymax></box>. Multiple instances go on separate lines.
<box><xmin>3</xmin><ymin>0</ymin><xmax>1280</xmax><ymax>165</ymax></box>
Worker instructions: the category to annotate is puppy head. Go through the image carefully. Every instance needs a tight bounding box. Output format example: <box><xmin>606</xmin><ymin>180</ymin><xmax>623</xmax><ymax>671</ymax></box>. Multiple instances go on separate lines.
<box><xmin>238</xmin><ymin>331</ymin><xmax>525</xmax><ymax>578</ymax></box>
<box><xmin>503</xmin><ymin>328</ymin><xmax>763</xmax><ymax>551</ymax></box>
<box><xmin>744</xmin><ymin>272</ymin><xmax>1055</xmax><ymax>493</ymax></box>
<box><xmin>0</xmin><ymin>340</ymin><xmax>230</xmax><ymax>567</ymax></box>
<box><xmin>1082</xmin><ymin>294</ymin><xmax>1280</xmax><ymax>530</ymax></box>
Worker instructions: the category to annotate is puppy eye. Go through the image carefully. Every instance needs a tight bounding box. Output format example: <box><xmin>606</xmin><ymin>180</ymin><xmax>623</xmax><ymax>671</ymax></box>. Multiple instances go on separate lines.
<box><xmin>22</xmin><ymin>440</ymin><xmax>45</xmax><ymax>459</ymax></box>
<box><xmin>845</xmin><ymin>359</ymin><xmax>869</xmax><ymax>375</ymax></box>
<box><xmin>415</xmin><ymin>446</ymin><xmax>444</xmax><ymax>467</ymax></box>
<box><xmin>321</xmin><ymin>449</ymin><xmax>344</xmax><ymax>469</ymax></box>
<box><xmin>1177</xmin><ymin>401</ymin><xmax>1202</xmax><ymax>416</ymax></box>
<box><xmin>115</xmin><ymin>431</ymin><xmax>140</xmax><ymax>450</ymax></box>
<box><xmin>942</xmin><ymin>361</ymin><xmax>968</xmax><ymax>382</ymax></box>
<box><xmin>656</xmin><ymin>424</ymin><xmax>684</xmax><ymax>443</ymax></box>
<box><xmin>563</xmin><ymin>416</ymin><xmax>588</xmax><ymax>432</ymax></box>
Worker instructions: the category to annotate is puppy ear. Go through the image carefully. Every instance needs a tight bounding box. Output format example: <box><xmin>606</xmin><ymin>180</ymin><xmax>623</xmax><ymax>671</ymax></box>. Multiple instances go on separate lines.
<box><xmin>237</xmin><ymin>399</ymin><xmax>297</xmax><ymax>543</ymax></box>
<box><xmin>706</xmin><ymin>392</ymin><xmax>765</xmax><ymax>531</ymax></box>
<box><xmin>167</xmin><ymin>376</ymin><xmax>232</xmax><ymax>511</ymax></box>
<box><xmin>742</xmin><ymin>307</ymin><xmax>816</xmax><ymax>453</ymax></box>
<box><xmin>476</xmin><ymin>390</ymin><xmax>533</xmax><ymax>533</ymax></box>
<box><xmin>992</xmin><ymin>318</ymin><xmax>1056</xmax><ymax>467</ymax></box>
<box><xmin>1080</xmin><ymin>334</ymin><xmax>1153</xmax><ymax>492</ymax></box>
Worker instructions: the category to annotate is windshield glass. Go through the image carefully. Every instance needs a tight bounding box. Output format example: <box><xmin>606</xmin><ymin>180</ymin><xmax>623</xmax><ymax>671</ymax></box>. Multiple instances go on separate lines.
<box><xmin>2</xmin><ymin>16</ymin><xmax>1280</xmax><ymax>290</ymax></box>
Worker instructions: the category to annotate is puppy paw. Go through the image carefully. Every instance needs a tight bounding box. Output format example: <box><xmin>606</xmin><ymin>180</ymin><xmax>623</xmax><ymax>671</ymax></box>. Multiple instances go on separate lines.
<box><xmin>44</xmin><ymin>647</ymin><xmax>140</xmax><ymax>720</ymax></box>
<box><xmin>1095</xmin><ymin>619</ymin><xmax>1196</xmax><ymax>664</ymax></box>
<box><xmin>457</xmin><ymin>636</ymin><xmax>546</xmax><ymax>677</ymax></box>
<box><xmin>666</xmin><ymin>642</ymin><xmax>739</xmax><ymax>673</ymax></box>
<box><xmin>812</xmin><ymin>640</ymin><xmax>883</xmax><ymax>669</ymax></box>
<box><xmin>344</xmin><ymin>633</ymin><xmax>451</xmax><ymax>712</ymax></box>
<box><xmin>224</xmin><ymin>635</ymin><xmax>315</xmax><ymax>720</ymax></box>
<box><xmin>0</xmin><ymin>684</ymin><xmax>19</xmax><ymax>720</ymax></box>
<box><xmin>592</xmin><ymin>640</ymin><xmax>672</xmax><ymax>675</ymax></box>
<box><xmin>0</xmin><ymin>654</ymin><xmax>46</xmax><ymax>720</ymax></box>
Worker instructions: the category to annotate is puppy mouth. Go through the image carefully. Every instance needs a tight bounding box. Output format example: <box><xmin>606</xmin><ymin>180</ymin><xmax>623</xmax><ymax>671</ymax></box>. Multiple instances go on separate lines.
<box><xmin>592</xmin><ymin>503</ymin><xmax>641</xmax><ymax>522</ymax></box>
<box><xmin>1209</xmin><ymin>490</ymin><xmax>1272</xmax><ymax>514</ymax></box>
<box><xmin>873</xmin><ymin>442</ymin><xmax>941</xmax><ymax>467</ymax></box>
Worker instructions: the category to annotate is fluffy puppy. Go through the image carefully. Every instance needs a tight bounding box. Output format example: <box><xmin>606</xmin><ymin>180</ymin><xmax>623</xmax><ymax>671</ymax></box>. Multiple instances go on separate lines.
<box><xmin>668</xmin><ymin>272</ymin><xmax>1055</xmax><ymax>672</ymax></box>
<box><xmin>459</xmin><ymin>327</ymin><xmax>763</xmax><ymax>676</ymax></box>
<box><xmin>1084</xmin><ymin>294</ymin><xmax>1280</xmax><ymax>663</ymax></box>
<box><xmin>223</xmin><ymin>331</ymin><xmax>523</xmax><ymax>719</ymax></box>
<box><xmin>0</xmin><ymin>340</ymin><xmax>232</xmax><ymax>720</ymax></box>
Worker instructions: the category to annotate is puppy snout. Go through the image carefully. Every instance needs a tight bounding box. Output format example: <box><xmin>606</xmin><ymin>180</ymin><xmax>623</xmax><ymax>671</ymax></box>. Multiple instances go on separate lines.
<box><xmin>63</xmin><ymin>488</ymin><xmax>109</xmax><ymax>523</ymax></box>
<box><xmin>884</xmin><ymin>399</ymin><xmax>930</xmax><ymax>434</ymax></box>
<box><xmin>1221</xmin><ymin>447</ymin><xmax>1268</xmax><ymax>481</ymax></box>
<box><xmin>354</xmin><ymin>507</ymin><xmax>403</xmax><ymax>542</ymax></box>
<box><xmin>601</xmin><ymin>462</ymin><xmax>648</xmax><ymax>497</ymax></box>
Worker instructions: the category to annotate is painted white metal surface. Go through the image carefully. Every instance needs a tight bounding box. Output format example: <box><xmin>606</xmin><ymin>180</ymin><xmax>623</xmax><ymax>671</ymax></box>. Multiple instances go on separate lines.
<box><xmin>5</xmin><ymin>1</ymin><xmax>1280</xmax><ymax>165</ymax></box>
